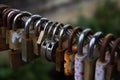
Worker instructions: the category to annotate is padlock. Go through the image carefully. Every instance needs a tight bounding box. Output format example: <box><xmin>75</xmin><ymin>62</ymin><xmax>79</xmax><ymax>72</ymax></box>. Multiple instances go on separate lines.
<box><xmin>56</xmin><ymin>24</ymin><xmax>73</xmax><ymax>72</ymax></box>
<box><xmin>74</xmin><ymin>28</ymin><xmax>93</xmax><ymax>80</ymax></box>
<box><xmin>36</xmin><ymin>18</ymin><xmax>49</xmax><ymax>45</ymax></box>
<box><xmin>0</xmin><ymin>5</ymin><xmax>10</xmax><ymax>50</ymax></box>
<box><xmin>64</xmin><ymin>27</ymin><xmax>82</xmax><ymax>76</ymax></box>
<box><xmin>34</xmin><ymin>20</ymin><xmax>53</xmax><ymax>56</ymax></box>
<box><xmin>2</xmin><ymin>9</ymin><xmax>19</xmax><ymax>47</ymax></box>
<box><xmin>45</xmin><ymin>23</ymin><xmax>63</xmax><ymax>62</ymax></box>
<box><xmin>22</xmin><ymin>14</ymin><xmax>41</xmax><ymax>62</ymax></box>
<box><xmin>106</xmin><ymin>38</ymin><xmax>120</xmax><ymax>80</ymax></box>
<box><xmin>8</xmin><ymin>11</ymin><xmax>32</xmax><ymax>68</ymax></box>
<box><xmin>40</xmin><ymin>22</ymin><xmax>58</xmax><ymax>58</ymax></box>
<box><xmin>8</xmin><ymin>11</ymin><xmax>32</xmax><ymax>50</ymax></box>
<box><xmin>84</xmin><ymin>32</ymin><xmax>103</xmax><ymax>80</ymax></box>
<box><xmin>95</xmin><ymin>34</ymin><xmax>115</xmax><ymax>80</ymax></box>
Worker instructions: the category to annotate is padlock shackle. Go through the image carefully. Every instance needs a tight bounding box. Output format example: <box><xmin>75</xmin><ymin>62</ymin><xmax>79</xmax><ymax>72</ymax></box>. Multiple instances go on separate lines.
<box><xmin>51</xmin><ymin>23</ymin><xmax>63</xmax><ymax>41</ymax></box>
<box><xmin>68</xmin><ymin>27</ymin><xmax>82</xmax><ymax>53</ymax></box>
<box><xmin>0</xmin><ymin>4</ymin><xmax>10</xmax><ymax>15</ymax></box>
<box><xmin>77</xmin><ymin>28</ymin><xmax>93</xmax><ymax>56</ymax></box>
<box><xmin>88</xmin><ymin>32</ymin><xmax>103</xmax><ymax>58</ymax></box>
<box><xmin>110</xmin><ymin>38</ymin><xmax>120</xmax><ymax>65</ymax></box>
<box><xmin>2</xmin><ymin>8</ymin><xmax>14</xmax><ymax>27</ymax></box>
<box><xmin>45</xmin><ymin>22</ymin><xmax>58</xmax><ymax>39</ymax></box>
<box><xmin>59</xmin><ymin>24</ymin><xmax>73</xmax><ymax>49</ymax></box>
<box><xmin>7</xmin><ymin>10</ymin><xmax>20</xmax><ymax>30</ymax></box>
<box><xmin>12</xmin><ymin>11</ymin><xmax>32</xmax><ymax>31</ymax></box>
<box><xmin>24</xmin><ymin>14</ymin><xmax>41</xmax><ymax>38</ymax></box>
<box><xmin>100</xmin><ymin>34</ymin><xmax>115</xmax><ymax>62</ymax></box>
<box><xmin>34</xmin><ymin>18</ymin><xmax>49</xmax><ymax>36</ymax></box>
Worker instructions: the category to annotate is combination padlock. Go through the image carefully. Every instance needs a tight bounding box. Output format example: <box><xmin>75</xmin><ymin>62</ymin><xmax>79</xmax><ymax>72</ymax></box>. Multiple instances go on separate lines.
<box><xmin>84</xmin><ymin>32</ymin><xmax>103</xmax><ymax>80</ymax></box>
<box><xmin>56</xmin><ymin>24</ymin><xmax>73</xmax><ymax>72</ymax></box>
<box><xmin>8</xmin><ymin>11</ymin><xmax>32</xmax><ymax>68</ymax></box>
<box><xmin>74</xmin><ymin>28</ymin><xmax>92</xmax><ymax>80</ymax></box>
<box><xmin>64</xmin><ymin>27</ymin><xmax>82</xmax><ymax>76</ymax></box>
<box><xmin>45</xmin><ymin>23</ymin><xmax>63</xmax><ymax>62</ymax></box>
<box><xmin>40</xmin><ymin>21</ymin><xmax>55</xmax><ymax>58</ymax></box>
<box><xmin>106</xmin><ymin>38</ymin><xmax>120</xmax><ymax>80</ymax></box>
<box><xmin>95</xmin><ymin>34</ymin><xmax>114</xmax><ymax>80</ymax></box>
<box><xmin>22</xmin><ymin>14</ymin><xmax>41</xmax><ymax>62</ymax></box>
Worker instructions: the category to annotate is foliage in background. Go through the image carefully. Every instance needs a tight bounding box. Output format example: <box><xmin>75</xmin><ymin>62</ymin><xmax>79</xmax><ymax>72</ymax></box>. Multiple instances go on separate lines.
<box><xmin>74</xmin><ymin>0</ymin><xmax>120</xmax><ymax>37</ymax></box>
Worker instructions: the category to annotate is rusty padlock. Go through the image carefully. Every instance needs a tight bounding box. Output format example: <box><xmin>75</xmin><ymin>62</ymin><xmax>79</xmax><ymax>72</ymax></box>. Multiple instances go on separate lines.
<box><xmin>2</xmin><ymin>9</ymin><xmax>19</xmax><ymax>48</ymax></box>
<box><xmin>22</xmin><ymin>14</ymin><xmax>41</xmax><ymax>62</ymax></box>
<box><xmin>64</xmin><ymin>27</ymin><xmax>82</xmax><ymax>76</ymax></box>
<box><xmin>106</xmin><ymin>38</ymin><xmax>120</xmax><ymax>80</ymax></box>
<box><xmin>0</xmin><ymin>5</ymin><xmax>10</xmax><ymax>50</ymax></box>
<box><xmin>95</xmin><ymin>33</ymin><xmax>114</xmax><ymax>80</ymax></box>
<box><xmin>8</xmin><ymin>11</ymin><xmax>32</xmax><ymax>68</ymax></box>
<box><xmin>74</xmin><ymin>28</ymin><xmax>93</xmax><ymax>80</ymax></box>
<box><xmin>84</xmin><ymin>32</ymin><xmax>103</xmax><ymax>80</ymax></box>
<box><xmin>56</xmin><ymin>24</ymin><xmax>73</xmax><ymax>72</ymax></box>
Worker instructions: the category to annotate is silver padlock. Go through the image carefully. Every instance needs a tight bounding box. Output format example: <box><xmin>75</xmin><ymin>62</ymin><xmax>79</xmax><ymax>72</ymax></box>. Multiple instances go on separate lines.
<box><xmin>21</xmin><ymin>14</ymin><xmax>41</xmax><ymax>62</ymax></box>
<box><xmin>84</xmin><ymin>32</ymin><xmax>103</xmax><ymax>80</ymax></box>
<box><xmin>40</xmin><ymin>22</ymin><xmax>59</xmax><ymax>59</ymax></box>
<box><xmin>45</xmin><ymin>23</ymin><xmax>63</xmax><ymax>62</ymax></box>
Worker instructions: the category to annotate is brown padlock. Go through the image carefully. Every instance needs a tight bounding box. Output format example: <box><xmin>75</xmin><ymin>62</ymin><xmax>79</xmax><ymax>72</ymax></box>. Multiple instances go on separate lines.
<box><xmin>64</xmin><ymin>27</ymin><xmax>82</xmax><ymax>76</ymax></box>
<box><xmin>0</xmin><ymin>4</ymin><xmax>10</xmax><ymax>50</ymax></box>
<box><xmin>56</xmin><ymin>24</ymin><xmax>73</xmax><ymax>72</ymax></box>
<box><xmin>7</xmin><ymin>11</ymin><xmax>31</xmax><ymax>68</ymax></box>
<box><xmin>95</xmin><ymin>33</ymin><xmax>114</xmax><ymax>80</ymax></box>
<box><xmin>2</xmin><ymin>8</ymin><xmax>19</xmax><ymax>48</ymax></box>
<box><xmin>106</xmin><ymin>38</ymin><xmax>120</xmax><ymax>80</ymax></box>
<box><xmin>22</xmin><ymin>14</ymin><xmax>41</xmax><ymax>62</ymax></box>
<box><xmin>84</xmin><ymin>32</ymin><xmax>103</xmax><ymax>80</ymax></box>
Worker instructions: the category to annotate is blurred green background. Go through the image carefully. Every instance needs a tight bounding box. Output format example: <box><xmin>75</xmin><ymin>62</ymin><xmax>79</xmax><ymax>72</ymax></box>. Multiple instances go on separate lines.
<box><xmin>0</xmin><ymin>0</ymin><xmax>120</xmax><ymax>80</ymax></box>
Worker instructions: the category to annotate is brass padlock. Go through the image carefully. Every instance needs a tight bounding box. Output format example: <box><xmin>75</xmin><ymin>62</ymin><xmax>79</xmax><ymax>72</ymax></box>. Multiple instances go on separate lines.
<box><xmin>56</xmin><ymin>24</ymin><xmax>72</xmax><ymax>72</ymax></box>
<box><xmin>8</xmin><ymin>11</ymin><xmax>32</xmax><ymax>68</ymax></box>
<box><xmin>95</xmin><ymin>34</ymin><xmax>114</xmax><ymax>80</ymax></box>
<box><xmin>74</xmin><ymin>28</ymin><xmax>92</xmax><ymax>80</ymax></box>
<box><xmin>64</xmin><ymin>27</ymin><xmax>82</xmax><ymax>76</ymax></box>
<box><xmin>22</xmin><ymin>14</ymin><xmax>41</xmax><ymax>62</ymax></box>
<box><xmin>106</xmin><ymin>38</ymin><xmax>120</xmax><ymax>80</ymax></box>
<box><xmin>84</xmin><ymin>32</ymin><xmax>103</xmax><ymax>80</ymax></box>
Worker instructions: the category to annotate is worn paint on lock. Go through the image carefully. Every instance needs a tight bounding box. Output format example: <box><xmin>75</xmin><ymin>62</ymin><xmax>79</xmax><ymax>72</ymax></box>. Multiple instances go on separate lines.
<box><xmin>75</xmin><ymin>54</ymin><xmax>86</xmax><ymax>80</ymax></box>
<box><xmin>9</xmin><ymin>29</ymin><xmax>24</xmax><ymax>50</ymax></box>
<box><xmin>37</xmin><ymin>30</ymin><xmax>44</xmax><ymax>44</ymax></box>
<box><xmin>95</xmin><ymin>60</ymin><xmax>109</xmax><ymax>80</ymax></box>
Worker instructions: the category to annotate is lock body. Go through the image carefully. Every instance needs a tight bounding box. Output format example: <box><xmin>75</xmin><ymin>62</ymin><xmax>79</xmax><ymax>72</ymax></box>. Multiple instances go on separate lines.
<box><xmin>9</xmin><ymin>50</ymin><xmax>26</xmax><ymax>68</ymax></box>
<box><xmin>22</xmin><ymin>37</ymin><xmax>34</xmax><ymax>62</ymax></box>
<box><xmin>84</xmin><ymin>58</ymin><xmax>96</xmax><ymax>80</ymax></box>
<box><xmin>9</xmin><ymin>29</ymin><xmax>24</xmax><ymax>50</ymax></box>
